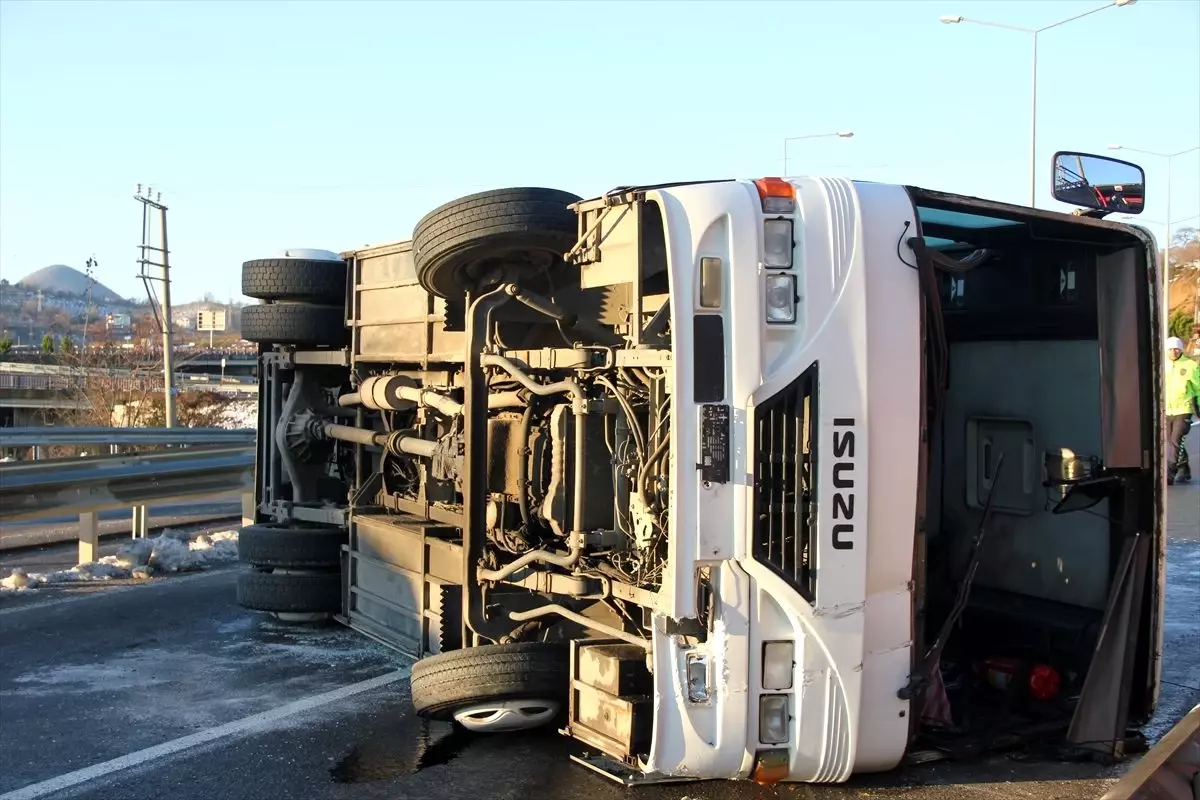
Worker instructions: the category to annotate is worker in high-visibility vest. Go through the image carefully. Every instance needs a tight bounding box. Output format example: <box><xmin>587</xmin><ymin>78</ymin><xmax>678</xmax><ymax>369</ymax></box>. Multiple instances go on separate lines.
<box><xmin>1165</xmin><ymin>336</ymin><xmax>1200</xmax><ymax>485</ymax></box>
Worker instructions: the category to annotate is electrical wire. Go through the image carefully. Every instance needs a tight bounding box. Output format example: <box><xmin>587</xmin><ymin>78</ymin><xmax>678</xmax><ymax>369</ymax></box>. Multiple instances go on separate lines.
<box><xmin>596</xmin><ymin>375</ymin><xmax>646</xmax><ymax>458</ymax></box>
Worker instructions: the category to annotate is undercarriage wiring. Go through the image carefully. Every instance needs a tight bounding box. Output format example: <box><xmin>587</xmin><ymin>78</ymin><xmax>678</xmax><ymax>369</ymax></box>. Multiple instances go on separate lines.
<box><xmin>307</xmin><ymin>282</ymin><xmax>672</xmax><ymax>644</ymax></box>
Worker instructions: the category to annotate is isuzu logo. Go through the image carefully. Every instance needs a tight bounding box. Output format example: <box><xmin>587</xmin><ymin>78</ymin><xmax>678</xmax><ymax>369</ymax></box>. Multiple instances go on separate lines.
<box><xmin>832</xmin><ymin>418</ymin><xmax>857</xmax><ymax>551</ymax></box>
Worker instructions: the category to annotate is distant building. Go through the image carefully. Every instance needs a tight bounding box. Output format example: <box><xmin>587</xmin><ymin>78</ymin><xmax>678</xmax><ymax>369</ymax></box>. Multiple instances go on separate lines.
<box><xmin>106</xmin><ymin>312</ymin><xmax>131</xmax><ymax>332</ymax></box>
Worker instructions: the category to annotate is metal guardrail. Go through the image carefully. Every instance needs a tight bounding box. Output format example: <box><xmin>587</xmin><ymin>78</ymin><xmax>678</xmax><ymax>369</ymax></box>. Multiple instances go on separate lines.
<box><xmin>0</xmin><ymin>373</ymin><xmax>258</xmax><ymax>395</ymax></box>
<box><xmin>0</xmin><ymin>426</ymin><xmax>256</xmax><ymax>448</ymax></box>
<box><xmin>1</xmin><ymin>373</ymin><xmax>85</xmax><ymax>391</ymax></box>
<box><xmin>0</xmin><ymin>373</ymin><xmax>151</xmax><ymax>391</ymax></box>
<box><xmin>0</xmin><ymin>444</ymin><xmax>256</xmax><ymax>561</ymax></box>
<box><xmin>1</xmin><ymin>363</ymin><xmax>257</xmax><ymax>382</ymax></box>
<box><xmin>0</xmin><ymin>363</ymin><xmax>136</xmax><ymax>378</ymax></box>
<box><xmin>0</xmin><ymin>445</ymin><xmax>255</xmax><ymax>523</ymax></box>
<box><xmin>0</xmin><ymin>426</ymin><xmax>258</xmax><ymax>560</ymax></box>
<box><xmin>0</xmin><ymin>351</ymin><xmax>258</xmax><ymax>369</ymax></box>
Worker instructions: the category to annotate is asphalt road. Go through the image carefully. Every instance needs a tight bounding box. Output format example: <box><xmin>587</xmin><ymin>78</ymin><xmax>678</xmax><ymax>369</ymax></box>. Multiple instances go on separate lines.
<box><xmin>0</xmin><ymin>483</ymin><xmax>1196</xmax><ymax>800</ymax></box>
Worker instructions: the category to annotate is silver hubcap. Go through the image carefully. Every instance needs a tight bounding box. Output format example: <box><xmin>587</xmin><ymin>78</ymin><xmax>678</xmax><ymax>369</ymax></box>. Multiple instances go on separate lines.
<box><xmin>452</xmin><ymin>700</ymin><xmax>560</xmax><ymax>732</ymax></box>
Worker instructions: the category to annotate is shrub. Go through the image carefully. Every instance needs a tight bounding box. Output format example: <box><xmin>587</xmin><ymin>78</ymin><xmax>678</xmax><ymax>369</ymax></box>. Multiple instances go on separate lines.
<box><xmin>1168</xmin><ymin>309</ymin><xmax>1193</xmax><ymax>342</ymax></box>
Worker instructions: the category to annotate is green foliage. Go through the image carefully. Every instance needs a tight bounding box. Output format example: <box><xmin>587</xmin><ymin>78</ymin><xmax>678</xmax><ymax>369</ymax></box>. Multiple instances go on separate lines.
<box><xmin>1168</xmin><ymin>308</ymin><xmax>1194</xmax><ymax>342</ymax></box>
<box><xmin>40</xmin><ymin>334</ymin><xmax>54</xmax><ymax>354</ymax></box>
<box><xmin>0</xmin><ymin>336</ymin><xmax>13</xmax><ymax>355</ymax></box>
<box><xmin>59</xmin><ymin>335</ymin><xmax>74</xmax><ymax>354</ymax></box>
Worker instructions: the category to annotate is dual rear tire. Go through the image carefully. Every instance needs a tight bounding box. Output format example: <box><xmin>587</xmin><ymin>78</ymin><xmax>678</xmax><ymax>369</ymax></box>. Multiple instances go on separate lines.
<box><xmin>240</xmin><ymin>255</ymin><xmax>349</xmax><ymax>348</ymax></box>
<box><xmin>235</xmin><ymin>523</ymin><xmax>343</xmax><ymax>617</ymax></box>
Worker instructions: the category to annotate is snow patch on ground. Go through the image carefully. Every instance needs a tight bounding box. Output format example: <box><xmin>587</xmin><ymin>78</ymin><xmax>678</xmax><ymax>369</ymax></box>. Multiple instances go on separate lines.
<box><xmin>218</xmin><ymin>399</ymin><xmax>257</xmax><ymax>430</ymax></box>
<box><xmin>0</xmin><ymin>530</ymin><xmax>239</xmax><ymax>594</ymax></box>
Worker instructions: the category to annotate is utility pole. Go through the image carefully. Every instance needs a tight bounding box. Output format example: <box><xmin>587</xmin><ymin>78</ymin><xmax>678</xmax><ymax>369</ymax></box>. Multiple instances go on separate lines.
<box><xmin>940</xmin><ymin>0</ymin><xmax>1137</xmax><ymax>208</ymax></box>
<box><xmin>134</xmin><ymin>185</ymin><xmax>176</xmax><ymax>427</ymax></box>
<box><xmin>81</xmin><ymin>256</ymin><xmax>97</xmax><ymax>351</ymax></box>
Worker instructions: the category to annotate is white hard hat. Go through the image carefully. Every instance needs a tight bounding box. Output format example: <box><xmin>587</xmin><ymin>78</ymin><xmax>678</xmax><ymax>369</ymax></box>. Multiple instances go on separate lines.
<box><xmin>1166</xmin><ymin>336</ymin><xmax>1185</xmax><ymax>351</ymax></box>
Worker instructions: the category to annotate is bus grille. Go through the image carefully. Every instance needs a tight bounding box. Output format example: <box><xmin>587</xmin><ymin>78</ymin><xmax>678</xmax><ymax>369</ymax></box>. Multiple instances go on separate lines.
<box><xmin>752</xmin><ymin>363</ymin><xmax>818</xmax><ymax>603</ymax></box>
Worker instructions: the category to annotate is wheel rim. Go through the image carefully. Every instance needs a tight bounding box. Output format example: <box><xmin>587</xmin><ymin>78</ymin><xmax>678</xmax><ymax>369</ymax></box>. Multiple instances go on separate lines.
<box><xmin>452</xmin><ymin>700</ymin><xmax>560</xmax><ymax>732</ymax></box>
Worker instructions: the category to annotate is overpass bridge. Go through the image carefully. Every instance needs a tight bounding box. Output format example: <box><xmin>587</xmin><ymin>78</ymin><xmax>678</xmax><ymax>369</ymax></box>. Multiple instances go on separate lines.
<box><xmin>0</xmin><ymin>371</ymin><xmax>257</xmax><ymax>427</ymax></box>
<box><xmin>0</xmin><ymin>351</ymin><xmax>260</xmax><ymax>378</ymax></box>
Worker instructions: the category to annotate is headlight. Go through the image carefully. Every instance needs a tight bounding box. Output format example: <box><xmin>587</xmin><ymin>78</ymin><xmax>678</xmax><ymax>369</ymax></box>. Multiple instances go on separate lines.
<box><xmin>699</xmin><ymin>257</ymin><xmax>723</xmax><ymax>309</ymax></box>
<box><xmin>685</xmin><ymin>652</ymin><xmax>712</xmax><ymax>703</ymax></box>
<box><xmin>764</xmin><ymin>273</ymin><xmax>797</xmax><ymax>324</ymax></box>
<box><xmin>763</xmin><ymin>219</ymin><xmax>794</xmax><ymax>268</ymax></box>
<box><xmin>762</xmin><ymin>641</ymin><xmax>794</xmax><ymax>690</ymax></box>
<box><xmin>759</xmin><ymin>694</ymin><xmax>790</xmax><ymax>744</ymax></box>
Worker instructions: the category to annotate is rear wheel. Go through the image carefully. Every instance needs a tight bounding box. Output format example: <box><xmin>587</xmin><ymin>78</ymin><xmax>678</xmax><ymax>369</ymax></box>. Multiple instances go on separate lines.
<box><xmin>409</xmin><ymin>642</ymin><xmax>568</xmax><ymax>732</ymax></box>
<box><xmin>241</xmin><ymin>257</ymin><xmax>346</xmax><ymax>304</ymax></box>
<box><xmin>237</xmin><ymin>523</ymin><xmax>344</xmax><ymax>568</ymax></box>
<box><xmin>412</xmin><ymin>187</ymin><xmax>581</xmax><ymax>299</ymax></box>
<box><xmin>236</xmin><ymin>569</ymin><xmax>340</xmax><ymax>614</ymax></box>
<box><xmin>241</xmin><ymin>303</ymin><xmax>348</xmax><ymax>347</ymax></box>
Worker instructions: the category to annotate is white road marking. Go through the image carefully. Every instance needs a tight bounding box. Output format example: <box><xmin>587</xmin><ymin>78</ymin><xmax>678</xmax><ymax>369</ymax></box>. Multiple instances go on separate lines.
<box><xmin>0</xmin><ymin>569</ymin><xmax>235</xmax><ymax>617</ymax></box>
<box><xmin>0</xmin><ymin>668</ymin><xmax>410</xmax><ymax>800</ymax></box>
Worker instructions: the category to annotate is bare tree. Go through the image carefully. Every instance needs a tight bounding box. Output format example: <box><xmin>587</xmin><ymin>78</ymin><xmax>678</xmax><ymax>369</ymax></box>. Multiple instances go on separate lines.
<box><xmin>1166</xmin><ymin>227</ymin><xmax>1199</xmax><ymax>318</ymax></box>
<box><xmin>44</xmin><ymin>343</ymin><xmax>234</xmax><ymax>431</ymax></box>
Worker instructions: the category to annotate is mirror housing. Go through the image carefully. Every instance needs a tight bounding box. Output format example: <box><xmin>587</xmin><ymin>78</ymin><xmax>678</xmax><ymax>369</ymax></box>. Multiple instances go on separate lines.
<box><xmin>1052</xmin><ymin>151</ymin><xmax>1146</xmax><ymax>215</ymax></box>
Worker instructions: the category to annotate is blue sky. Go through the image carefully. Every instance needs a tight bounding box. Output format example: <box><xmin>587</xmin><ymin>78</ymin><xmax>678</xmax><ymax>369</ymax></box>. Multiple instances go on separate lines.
<box><xmin>1</xmin><ymin>0</ymin><xmax>1197</xmax><ymax>304</ymax></box>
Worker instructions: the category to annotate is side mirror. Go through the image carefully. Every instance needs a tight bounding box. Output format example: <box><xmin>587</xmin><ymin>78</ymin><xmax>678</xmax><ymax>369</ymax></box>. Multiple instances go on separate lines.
<box><xmin>1052</xmin><ymin>151</ymin><xmax>1145</xmax><ymax>215</ymax></box>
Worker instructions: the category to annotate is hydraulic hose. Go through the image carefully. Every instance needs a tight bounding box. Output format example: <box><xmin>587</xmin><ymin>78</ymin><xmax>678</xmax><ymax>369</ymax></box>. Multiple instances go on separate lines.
<box><xmin>501</xmin><ymin>283</ymin><xmax>623</xmax><ymax>346</ymax></box>
<box><xmin>479</xmin><ymin>354</ymin><xmax>585</xmax><ymax>413</ymax></box>
<box><xmin>478</xmin><ymin>536</ymin><xmax>584</xmax><ymax>583</ymax></box>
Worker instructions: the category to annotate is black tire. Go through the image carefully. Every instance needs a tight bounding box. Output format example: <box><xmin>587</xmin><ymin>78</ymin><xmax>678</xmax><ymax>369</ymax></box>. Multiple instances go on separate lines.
<box><xmin>410</xmin><ymin>642</ymin><xmax>569</xmax><ymax>722</ymax></box>
<box><xmin>241</xmin><ymin>258</ymin><xmax>346</xmax><ymax>304</ymax></box>
<box><xmin>412</xmin><ymin>187</ymin><xmax>582</xmax><ymax>299</ymax></box>
<box><xmin>241</xmin><ymin>303</ymin><xmax>348</xmax><ymax>347</ymax></box>
<box><xmin>237</xmin><ymin>523</ymin><xmax>344</xmax><ymax>568</ymax></box>
<box><xmin>236</xmin><ymin>570</ymin><xmax>340</xmax><ymax>613</ymax></box>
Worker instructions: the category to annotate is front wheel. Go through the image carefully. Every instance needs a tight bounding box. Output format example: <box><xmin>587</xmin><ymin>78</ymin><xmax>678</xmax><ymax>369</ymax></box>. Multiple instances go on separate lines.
<box><xmin>411</xmin><ymin>187</ymin><xmax>581</xmax><ymax>299</ymax></box>
<box><xmin>409</xmin><ymin>642</ymin><xmax>568</xmax><ymax>733</ymax></box>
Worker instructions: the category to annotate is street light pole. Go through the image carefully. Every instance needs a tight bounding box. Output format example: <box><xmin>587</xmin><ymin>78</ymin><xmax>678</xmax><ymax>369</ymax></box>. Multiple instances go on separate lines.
<box><xmin>782</xmin><ymin>131</ymin><xmax>854</xmax><ymax>177</ymax></box>
<box><xmin>1108</xmin><ymin>145</ymin><xmax>1200</xmax><ymax>274</ymax></box>
<box><xmin>940</xmin><ymin>1</ymin><xmax>1136</xmax><ymax>208</ymax></box>
<box><xmin>1108</xmin><ymin>144</ymin><xmax>1200</xmax><ymax>343</ymax></box>
<box><xmin>1029</xmin><ymin>32</ymin><xmax>1038</xmax><ymax>207</ymax></box>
